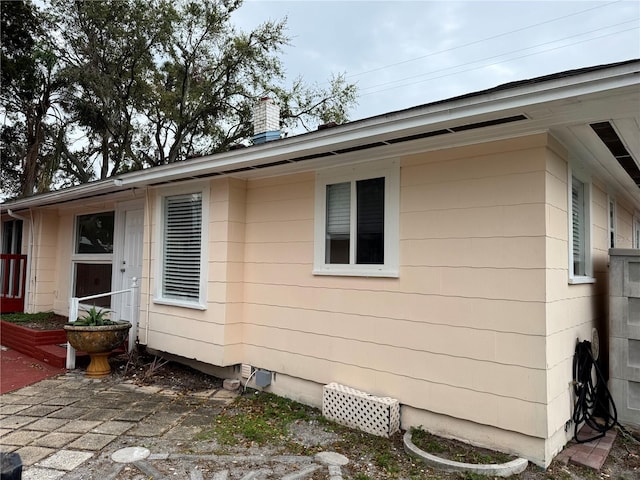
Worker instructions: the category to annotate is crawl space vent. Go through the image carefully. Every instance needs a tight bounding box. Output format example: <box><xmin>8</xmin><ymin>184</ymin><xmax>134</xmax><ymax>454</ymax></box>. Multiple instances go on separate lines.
<box><xmin>240</xmin><ymin>364</ymin><xmax>252</xmax><ymax>379</ymax></box>
<box><xmin>322</xmin><ymin>383</ymin><xmax>400</xmax><ymax>437</ymax></box>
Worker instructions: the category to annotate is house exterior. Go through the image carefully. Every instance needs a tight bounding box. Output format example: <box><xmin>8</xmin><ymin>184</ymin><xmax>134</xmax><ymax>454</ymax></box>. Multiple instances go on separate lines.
<box><xmin>1</xmin><ymin>60</ymin><xmax>639</xmax><ymax>467</ymax></box>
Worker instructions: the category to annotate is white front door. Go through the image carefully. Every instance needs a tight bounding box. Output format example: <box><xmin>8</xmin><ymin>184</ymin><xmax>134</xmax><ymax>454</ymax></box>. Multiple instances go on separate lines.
<box><xmin>117</xmin><ymin>206</ymin><xmax>144</xmax><ymax>323</ymax></box>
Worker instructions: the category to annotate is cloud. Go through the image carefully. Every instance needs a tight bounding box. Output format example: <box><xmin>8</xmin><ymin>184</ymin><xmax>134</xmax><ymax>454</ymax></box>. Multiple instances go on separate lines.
<box><xmin>235</xmin><ymin>0</ymin><xmax>640</xmax><ymax>120</ymax></box>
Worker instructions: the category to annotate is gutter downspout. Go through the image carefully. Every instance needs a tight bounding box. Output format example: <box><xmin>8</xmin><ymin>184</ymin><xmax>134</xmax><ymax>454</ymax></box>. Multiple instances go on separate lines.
<box><xmin>7</xmin><ymin>209</ymin><xmax>33</xmax><ymax>312</ymax></box>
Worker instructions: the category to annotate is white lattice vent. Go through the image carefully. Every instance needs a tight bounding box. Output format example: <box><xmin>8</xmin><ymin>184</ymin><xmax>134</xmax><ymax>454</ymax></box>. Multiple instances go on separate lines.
<box><xmin>322</xmin><ymin>383</ymin><xmax>400</xmax><ymax>438</ymax></box>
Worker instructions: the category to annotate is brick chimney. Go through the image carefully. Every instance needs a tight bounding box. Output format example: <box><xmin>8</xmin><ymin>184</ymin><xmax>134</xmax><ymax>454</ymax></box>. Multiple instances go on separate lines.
<box><xmin>252</xmin><ymin>97</ymin><xmax>280</xmax><ymax>144</ymax></box>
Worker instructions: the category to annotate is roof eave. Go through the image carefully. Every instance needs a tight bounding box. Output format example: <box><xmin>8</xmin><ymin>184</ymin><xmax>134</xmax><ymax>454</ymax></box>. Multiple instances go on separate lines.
<box><xmin>117</xmin><ymin>60</ymin><xmax>639</xmax><ymax>187</ymax></box>
<box><xmin>2</xmin><ymin>59</ymin><xmax>638</xmax><ymax>211</ymax></box>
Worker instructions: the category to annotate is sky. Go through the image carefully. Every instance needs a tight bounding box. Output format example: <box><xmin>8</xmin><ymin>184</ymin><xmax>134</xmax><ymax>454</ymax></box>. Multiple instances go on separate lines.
<box><xmin>231</xmin><ymin>0</ymin><xmax>640</xmax><ymax>122</ymax></box>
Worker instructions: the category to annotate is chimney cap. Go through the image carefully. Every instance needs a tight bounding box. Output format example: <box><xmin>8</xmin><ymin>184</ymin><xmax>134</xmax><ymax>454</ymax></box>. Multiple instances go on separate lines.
<box><xmin>318</xmin><ymin>122</ymin><xmax>338</xmax><ymax>130</ymax></box>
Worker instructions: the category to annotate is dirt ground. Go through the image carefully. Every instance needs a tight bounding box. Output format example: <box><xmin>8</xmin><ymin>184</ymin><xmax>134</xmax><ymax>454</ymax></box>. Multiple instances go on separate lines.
<box><xmin>0</xmin><ymin>312</ymin><xmax>69</xmax><ymax>330</ymax></box>
<box><xmin>105</xmin><ymin>349</ymin><xmax>640</xmax><ymax>480</ymax></box>
<box><xmin>4</xmin><ymin>314</ymin><xmax>636</xmax><ymax>478</ymax></box>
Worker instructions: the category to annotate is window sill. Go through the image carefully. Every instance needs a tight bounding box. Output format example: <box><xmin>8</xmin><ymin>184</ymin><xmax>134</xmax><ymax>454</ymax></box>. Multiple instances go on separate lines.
<box><xmin>568</xmin><ymin>276</ymin><xmax>596</xmax><ymax>285</ymax></box>
<box><xmin>313</xmin><ymin>267</ymin><xmax>399</xmax><ymax>278</ymax></box>
<box><xmin>153</xmin><ymin>298</ymin><xmax>206</xmax><ymax>310</ymax></box>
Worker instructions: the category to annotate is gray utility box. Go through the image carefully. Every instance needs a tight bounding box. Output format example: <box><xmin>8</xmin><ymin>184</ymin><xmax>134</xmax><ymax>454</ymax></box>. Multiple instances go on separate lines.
<box><xmin>255</xmin><ymin>369</ymin><xmax>272</xmax><ymax>387</ymax></box>
<box><xmin>609</xmin><ymin>249</ymin><xmax>640</xmax><ymax>427</ymax></box>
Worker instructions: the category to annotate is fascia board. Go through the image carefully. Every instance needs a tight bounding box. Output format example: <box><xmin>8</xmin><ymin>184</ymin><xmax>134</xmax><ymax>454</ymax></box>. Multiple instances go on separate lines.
<box><xmin>2</xmin><ymin>62</ymin><xmax>638</xmax><ymax>209</ymax></box>
<box><xmin>120</xmin><ymin>66</ymin><xmax>639</xmax><ymax>187</ymax></box>
<box><xmin>0</xmin><ymin>179</ymin><xmax>122</xmax><ymax>212</ymax></box>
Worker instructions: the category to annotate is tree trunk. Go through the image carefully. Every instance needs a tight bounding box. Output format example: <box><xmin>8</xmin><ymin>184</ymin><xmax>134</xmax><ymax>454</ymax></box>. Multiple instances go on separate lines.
<box><xmin>167</xmin><ymin>128</ymin><xmax>185</xmax><ymax>164</ymax></box>
<box><xmin>100</xmin><ymin>133</ymin><xmax>109</xmax><ymax>179</ymax></box>
<box><xmin>22</xmin><ymin>143</ymin><xmax>38</xmax><ymax>197</ymax></box>
<box><xmin>20</xmin><ymin>106</ymin><xmax>46</xmax><ymax>197</ymax></box>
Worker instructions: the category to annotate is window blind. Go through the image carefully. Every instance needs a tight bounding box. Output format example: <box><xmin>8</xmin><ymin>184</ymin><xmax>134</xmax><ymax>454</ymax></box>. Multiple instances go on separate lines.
<box><xmin>163</xmin><ymin>193</ymin><xmax>202</xmax><ymax>300</ymax></box>
<box><xmin>609</xmin><ymin>200</ymin><xmax>616</xmax><ymax>248</ymax></box>
<box><xmin>572</xmin><ymin>177</ymin><xmax>585</xmax><ymax>276</ymax></box>
<box><xmin>326</xmin><ymin>182</ymin><xmax>350</xmax><ymax>236</ymax></box>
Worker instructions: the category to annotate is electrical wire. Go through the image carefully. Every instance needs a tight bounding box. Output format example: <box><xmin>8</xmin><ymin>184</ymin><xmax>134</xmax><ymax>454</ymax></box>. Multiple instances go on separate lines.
<box><xmin>357</xmin><ymin>19</ymin><xmax>638</xmax><ymax>95</ymax></box>
<box><xmin>345</xmin><ymin>0</ymin><xmax>625</xmax><ymax>80</ymax></box>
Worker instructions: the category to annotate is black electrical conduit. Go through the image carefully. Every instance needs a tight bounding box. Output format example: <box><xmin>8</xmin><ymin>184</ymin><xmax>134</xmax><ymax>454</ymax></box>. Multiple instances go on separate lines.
<box><xmin>572</xmin><ymin>339</ymin><xmax>639</xmax><ymax>444</ymax></box>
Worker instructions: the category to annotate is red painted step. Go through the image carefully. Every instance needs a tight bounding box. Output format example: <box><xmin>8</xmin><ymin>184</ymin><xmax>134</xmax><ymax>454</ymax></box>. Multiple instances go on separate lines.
<box><xmin>0</xmin><ymin>347</ymin><xmax>65</xmax><ymax>394</ymax></box>
<box><xmin>34</xmin><ymin>344</ymin><xmax>89</xmax><ymax>369</ymax></box>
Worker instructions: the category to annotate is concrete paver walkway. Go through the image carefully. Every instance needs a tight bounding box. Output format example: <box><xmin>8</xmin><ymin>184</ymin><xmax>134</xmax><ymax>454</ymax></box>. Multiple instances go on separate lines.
<box><xmin>555</xmin><ymin>424</ymin><xmax>617</xmax><ymax>471</ymax></box>
<box><xmin>0</xmin><ymin>372</ymin><xmax>346</xmax><ymax>479</ymax></box>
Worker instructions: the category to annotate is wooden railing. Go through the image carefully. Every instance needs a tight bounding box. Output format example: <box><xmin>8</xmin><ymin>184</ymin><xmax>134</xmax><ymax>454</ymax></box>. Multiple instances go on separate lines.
<box><xmin>0</xmin><ymin>254</ymin><xmax>28</xmax><ymax>313</ymax></box>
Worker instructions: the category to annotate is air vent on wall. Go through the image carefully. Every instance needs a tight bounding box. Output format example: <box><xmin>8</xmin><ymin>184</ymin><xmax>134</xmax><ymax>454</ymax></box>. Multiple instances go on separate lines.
<box><xmin>590</xmin><ymin>122</ymin><xmax>640</xmax><ymax>186</ymax></box>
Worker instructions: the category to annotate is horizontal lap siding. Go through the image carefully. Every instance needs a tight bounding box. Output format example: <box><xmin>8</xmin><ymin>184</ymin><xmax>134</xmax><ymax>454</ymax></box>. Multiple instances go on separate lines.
<box><xmin>542</xmin><ymin>141</ymin><xmax>629</xmax><ymax>445</ymax></box>
<box><xmin>144</xmin><ymin>179</ymin><xmax>245</xmax><ymax>365</ymax></box>
<box><xmin>30</xmin><ymin>211</ymin><xmax>62</xmax><ymax>312</ymax></box>
<box><xmin>243</xmin><ymin>137</ymin><xmax>550</xmax><ymax>438</ymax></box>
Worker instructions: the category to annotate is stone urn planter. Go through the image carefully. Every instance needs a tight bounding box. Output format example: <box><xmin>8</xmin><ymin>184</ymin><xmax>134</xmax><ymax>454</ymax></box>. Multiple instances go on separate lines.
<box><xmin>64</xmin><ymin>307</ymin><xmax>131</xmax><ymax>378</ymax></box>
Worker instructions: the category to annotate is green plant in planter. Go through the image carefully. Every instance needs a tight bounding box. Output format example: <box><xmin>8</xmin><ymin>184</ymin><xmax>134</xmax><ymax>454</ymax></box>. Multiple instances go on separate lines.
<box><xmin>73</xmin><ymin>306</ymin><xmax>119</xmax><ymax>326</ymax></box>
<box><xmin>64</xmin><ymin>306</ymin><xmax>131</xmax><ymax>377</ymax></box>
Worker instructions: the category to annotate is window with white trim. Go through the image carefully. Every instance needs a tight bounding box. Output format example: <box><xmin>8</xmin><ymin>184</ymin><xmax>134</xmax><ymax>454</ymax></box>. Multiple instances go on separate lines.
<box><xmin>314</xmin><ymin>160</ymin><xmax>399</xmax><ymax>277</ymax></box>
<box><xmin>156</xmin><ymin>189</ymin><xmax>208</xmax><ymax>307</ymax></box>
<box><xmin>2</xmin><ymin>219</ymin><xmax>23</xmax><ymax>254</ymax></box>
<box><xmin>72</xmin><ymin>211</ymin><xmax>114</xmax><ymax>307</ymax></box>
<box><xmin>634</xmin><ymin>216</ymin><xmax>640</xmax><ymax>249</ymax></box>
<box><xmin>569</xmin><ymin>173</ymin><xmax>593</xmax><ymax>282</ymax></box>
<box><xmin>608</xmin><ymin>198</ymin><xmax>616</xmax><ymax>249</ymax></box>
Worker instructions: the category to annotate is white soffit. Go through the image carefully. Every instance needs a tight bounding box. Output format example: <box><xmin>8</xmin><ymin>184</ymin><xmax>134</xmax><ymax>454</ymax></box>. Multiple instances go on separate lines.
<box><xmin>613</xmin><ymin>118</ymin><xmax>640</xmax><ymax>163</ymax></box>
<box><xmin>563</xmin><ymin>123</ymin><xmax>640</xmax><ymax>204</ymax></box>
<box><xmin>2</xmin><ymin>61</ymin><xmax>638</xmax><ymax>210</ymax></box>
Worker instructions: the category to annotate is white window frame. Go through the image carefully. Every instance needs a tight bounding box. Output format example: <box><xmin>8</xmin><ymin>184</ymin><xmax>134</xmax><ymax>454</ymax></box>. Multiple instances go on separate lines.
<box><xmin>633</xmin><ymin>215</ymin><xmax>640</xmax><ymax>249</ymax></box>
<box><xmin>608</xmin><ymin>196</ymin><xmax>616</xmax><ymax>249</ymax></box>
<box><xmin>313</xmin><ymin>159</ymin><xmax>399</xmax><ymax>277</ymax></box>
<box><xmin>2</xmin><ymin>219</ymin><xmax>23</xmax><ymax>254</ymax></box>
<box><xmin>567</xmin><ymin>167</ymin><xmax>595</xmax><ymax>284</ymax></box>
<box><xmin>154</xmin><ymin>183</ymin><xmax>209</xmax><ymax>309</ymax></box>
<box><xmin>71</xmin><ymin>210</ymin><xmax>116</xmax><ymax>308</ymax></box>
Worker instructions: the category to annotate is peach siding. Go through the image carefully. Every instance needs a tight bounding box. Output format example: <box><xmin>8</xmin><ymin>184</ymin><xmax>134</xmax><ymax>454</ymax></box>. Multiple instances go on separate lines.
<box><xmin>242</xmin><ymin>135</ymin><xmax>551</xmax><ymax>445</ymax></box>
<box><xmin>542</xmin><ymin>139</ymin><xmax>633</xmax><ymax>458</ymax></box>
<box><xmin>52</xmin><ymin>213</ymin><xmax>72</xmax><ymax>313</ymax></box>
<box><xmin>29</xmin><ymin>210</ymin><xmax>60</xmax><ymax>312</ymax></box>
<box><xmin>25</xmin><ymin>201</ymin><xmax>121</xmax><ymax>315</ymax></box>
<box><xmin>142</xmin><ymin>178</ymin><xmax>245</xmax><ymax>366</ymax></box>
<box><xmin>616</xmin><ymin>200</ymin><xmax>635</xmax><ymax>247</ymax></box>
<box><xmin>18</xmin><ymin>130</ymin><xmax>640</xmax><ymax>467</ymax></box>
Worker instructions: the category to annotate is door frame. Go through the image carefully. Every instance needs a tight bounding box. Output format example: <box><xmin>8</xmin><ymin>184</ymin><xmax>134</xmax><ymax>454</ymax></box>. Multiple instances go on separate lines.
<box><xmin>113</xmin><ymin>200</ymin><xmax>144</xmax><ymax>322</ymax></box>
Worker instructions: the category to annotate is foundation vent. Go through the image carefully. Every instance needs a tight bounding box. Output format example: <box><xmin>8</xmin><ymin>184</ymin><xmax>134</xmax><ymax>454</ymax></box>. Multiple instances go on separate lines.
<box><xmin>240</xmin><ymin>364</ymin><xmax>253</xmax><ymax>379</ymax></box>
<box><xmin>322</xmin><ymin>383</ymin><xmax>400</xmax><ymax>437</ymax></box>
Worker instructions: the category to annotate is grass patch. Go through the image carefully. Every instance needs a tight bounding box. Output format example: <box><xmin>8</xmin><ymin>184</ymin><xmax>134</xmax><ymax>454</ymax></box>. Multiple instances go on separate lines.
<box><xmin>196</xmin><ymin>390</ymin><xmax>323</xmax><ymax>454</ymax></box>
<box><xmin>0</xmin><ymin>311</ymin><xmax>68</xmax><ymax>330</ymax></box>
<box><xmin>0</xmin><ymin>311</ymin><xmax>57</xmax><ymax>323</ymax></box>
<box><xmin>194</xmin><ymin>391</ymin><xmax>526</xmax><ymax>479</ymax></box>
<box><xmin>410</xmin><ymin>426</ymin><xmax>514</xmax><ymax>465</ymax></box>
